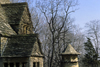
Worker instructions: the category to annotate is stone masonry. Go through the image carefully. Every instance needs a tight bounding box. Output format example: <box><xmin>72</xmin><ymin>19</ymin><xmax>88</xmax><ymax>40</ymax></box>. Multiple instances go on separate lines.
<box><xmin>60</xmin><ymin>44</ymin><xmax>80</xmax><ymax>67</ymax></box>
<box><xmin>0</xmin><ymin>0</ymin><xmax>44</xmax><ymax>67</ymax></box>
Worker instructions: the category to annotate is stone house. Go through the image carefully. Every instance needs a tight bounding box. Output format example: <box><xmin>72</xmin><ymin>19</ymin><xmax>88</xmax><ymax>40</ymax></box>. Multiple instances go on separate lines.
<box><xmin>0</xmin><ymin>1</ymin><xmax>44</xmax><ymax>67</ymax></box>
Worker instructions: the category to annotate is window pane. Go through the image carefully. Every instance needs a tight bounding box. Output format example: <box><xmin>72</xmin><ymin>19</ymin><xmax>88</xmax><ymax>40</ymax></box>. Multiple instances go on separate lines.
<box><xmin>10</xmin><ymin>63</ymin><xmax>14</xmax><ymax>67</ymax></box>
<box><xmin>16</xmin><ymin>63</ymin><xmax>19</xmax><ymax>67</ymax></box>
<box><xmin>22</xmin><ymin>62</ymin><xmax>27</xmax><ymax>67</ymax></box>
<box><xmin>4</xmin><ymin>63</ymin><xmax>8</xmax><ymax>67</ymax></box>
<box><xmin>33</xmin><ymin>62</ymin><xmax>36</xmax><ymax>67</ymax></box>
<box><xmin>37</xmin><ymin>62</ymin><xmax>39</xmax><ymax>67</ymax></box>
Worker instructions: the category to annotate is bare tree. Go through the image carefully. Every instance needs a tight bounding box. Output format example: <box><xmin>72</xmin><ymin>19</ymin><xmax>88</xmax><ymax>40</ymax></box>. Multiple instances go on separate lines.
<box><xmin>71</xmin><ymin>26</ymin><xmax>85</xmax><ymax>67</ymax></box>
<box><xmin>85</xmin><ymin>20</ymin><xmax>100</xmax><ymax>67</ymax></box>
<box><xmin>37</xmin><ymin>0</ymin><xmax>78</xmax><ymax>67</ymax></box>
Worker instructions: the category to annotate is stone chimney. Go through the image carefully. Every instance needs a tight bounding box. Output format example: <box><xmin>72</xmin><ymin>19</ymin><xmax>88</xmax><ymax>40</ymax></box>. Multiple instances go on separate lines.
<box><xmin>60</xmin><ymin>44</ymin><xmax>80</xmax><ymax>67</ymax></box>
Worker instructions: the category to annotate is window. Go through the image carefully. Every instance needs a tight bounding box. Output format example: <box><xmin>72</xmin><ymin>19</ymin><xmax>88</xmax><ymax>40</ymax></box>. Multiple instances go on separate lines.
<box><xmin>26</xmin><ymin>27</ymin><xmax>30</xmax><ymax>34</ymax></box>
<box><xmin>16</xmin><ymin>63</ymin><xmax>19</xmax><ymax>67</ymax></box>
<box><xmin>23</xmin><ymin>25</ymin><xmax>27</xmax><ymax>34</ymax></box>
<box><xmin>33</xmin><ymin>62</ymin><xmax>39</xmax><ymax>67</ymax></box>
<box><xmin>4</xmin><ymin>62</ymin><xmax>27</xmax><ymax>67</ymax></box>
<box><xmin>33</xmin><ymin>62</ymin><xmax>36</xmax><ymax>67</ymax></box>
<box><xmin>37</xmin><ymin>62</ymin><xmax>39</xmax><ymax>67</ymax></box>
<box><xmin>4</xmin><ymin>63</ymin><xmax>8</xmax><ymax>67</ymax></box>
<box><xmin>10</xmin><ymin>24</ymin><xmax>19</xmax><ymax>34</ymax></box>
<box><xmin>72</xmin><ymin>56</ymin><xmax>76</xmax><ymax>60</ymax></box>
<box><xmin>23</xmin><ymin>25</ymin><xmax>30</xmax><ymax>34</ymax></box>
<box><xmin>10</xmin><ymin>63</ymin><xmax>14</xmax><ymax>67</ymax></box>
<box><xmin>22</xmin><ymin>62</ymin><xmax>27</xmax><ymax>67</ymax></box>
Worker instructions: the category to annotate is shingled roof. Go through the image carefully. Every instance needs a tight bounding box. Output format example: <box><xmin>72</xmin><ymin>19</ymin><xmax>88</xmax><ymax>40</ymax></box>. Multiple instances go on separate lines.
<box><xmin>0</xmin><ymin>11</ymin><xmax>16</xmax><ymax>36</ymax></box>
<box><xmin>0</xmin><ymin>14</ymin><xmax>16</xmax><ymax>36</ymax></box>
<box><xmin>2</xmin><ymin>34</ymin><xmax>43</xmax><ymax>57</ymax></box>
<box><xmin>0</xmin><ymin>21</ymin><xmax>16</xmax><ymax>36</ymax></box>
<box><xmin>1</xmin><ymin>2</ymin><xmax>31</xmax><ymax>24</ymax></box>
<box><xmin>61</xmin><ymin>44</ymin><xmax>80</xmax><ymax>55</ymax></box>
<box><xmin>0</xmin><ymin>2</ymin><xmax>32</xmax><ymax>35</ymax></box>
<box><xmin>0</xmin><ymin>2</ymin><xmax>17</xmax><ymax>36</ymax></box>
<box><xmin>0</xmin><ymin>2</ymin><xmax>43</xmax><ymax>58</ymax></box>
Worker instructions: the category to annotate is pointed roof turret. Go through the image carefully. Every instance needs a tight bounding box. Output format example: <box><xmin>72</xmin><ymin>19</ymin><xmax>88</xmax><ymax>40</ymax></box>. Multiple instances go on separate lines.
<box><xmin>61</xmin><ymin>44</ymin><xmax>80</xmax><ymax>55</ymax></box>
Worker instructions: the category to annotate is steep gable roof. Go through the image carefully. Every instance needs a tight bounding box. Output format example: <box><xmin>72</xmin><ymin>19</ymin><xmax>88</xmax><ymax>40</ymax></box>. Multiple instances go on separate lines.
<box><xmin>0</xmin><ymin>6</ymin><xmax>16</xmax><ymax>36</ymax></box>
<box><xmin>61</xmin><ymin>44</ymin><xmax>80</xmax><ymax>55</ymax></box>
<box><xmin>1</xmin><ymin>2</ymin><xmax>31</xmax><ymax>24</ymax></box>
<box><xmin>2</xmin><ymin>34</ymin><xmax>43</xmax><ymax>57</ymax></box>
<box><xmin>0</xmin><ymin>2</ymin><xmax>43</xmax><ymax>57</ymax></box>
<box><xmin>0</xmin><ymin>2</ymin><xmax>33</xmax><ymax>35</ymax></box>
<box><xmin>0</xmin><ymin>21</ymin><xmax>16</xmax><ymax>36</ymax></box>
<box><xmin>0</xmin><ymin>2</ymin><xmax>17</xmax><ymax>36</ymax></box>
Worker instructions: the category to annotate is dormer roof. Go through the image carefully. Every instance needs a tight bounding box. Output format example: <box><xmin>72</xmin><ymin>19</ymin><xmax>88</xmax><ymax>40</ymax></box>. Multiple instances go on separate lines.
<box><xmin>61</xmin><ymin>44</ymin><xmax>80</xmax><ymax>55</ymax></box>
<box><xmin>0</xmin><ymin>2</ymin><xmax>33</xmax><ymax>35</ymax></box>
<box><xmin>1</xmin><ymin>2</ymin><xmax>31</xmax><ymax>25</ymax></box>
<box><xmin>2</xmin><ymin>34</ymin><xmax>43</xmax><ymax>57</ymax></box>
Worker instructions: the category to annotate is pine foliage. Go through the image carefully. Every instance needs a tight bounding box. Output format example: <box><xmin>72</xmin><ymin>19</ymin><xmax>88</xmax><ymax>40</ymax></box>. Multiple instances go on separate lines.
<box><xmin>83</xmin><ymin>38</ymin><xmax>98</xmax><ymax>67</ymax></box>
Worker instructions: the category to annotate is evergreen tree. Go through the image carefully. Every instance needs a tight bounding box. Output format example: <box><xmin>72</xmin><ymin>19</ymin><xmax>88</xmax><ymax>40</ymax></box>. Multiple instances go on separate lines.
<box><xmin>83</xmin><ymin>38</ymin><xmax>98</xmax><ymax>67</ymax></box>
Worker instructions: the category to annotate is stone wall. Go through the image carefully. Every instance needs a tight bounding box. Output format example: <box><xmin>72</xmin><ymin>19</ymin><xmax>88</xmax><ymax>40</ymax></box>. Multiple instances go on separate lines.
<box><xmin>2</xmin><ymin>57</ymin><xmax>29</xmax><ymax>67</ymax></box>
<box><xmin>19</xmin><ymin>6</ymin><xmax>33</xmax><ymax>34</ymax></box>
<box><xmin>1</xmin><ymin>37</ymin><xmax>8</xmax><ymax>56</ymax></box>
<box><xmin>0</xmin><ymin>57</ymin><xmax>43</xmax><ymax>67</ymax></box>
<box><xmin>29</xmin><ymin>57</ymin><xmax>43</xmax><ymax>67</ymax></box>
<box><xmin>62</xmin><ymin>62</ymin><xmax>79</xmax><ymax>67</ymax></box>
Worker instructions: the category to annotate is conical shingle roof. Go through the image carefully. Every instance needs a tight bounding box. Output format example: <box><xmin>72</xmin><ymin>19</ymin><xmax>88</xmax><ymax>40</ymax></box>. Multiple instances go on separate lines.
<box><xmin>61</xmin><ymin>44</ymin><xmax>80</xmax><ymax>55</ymax></box>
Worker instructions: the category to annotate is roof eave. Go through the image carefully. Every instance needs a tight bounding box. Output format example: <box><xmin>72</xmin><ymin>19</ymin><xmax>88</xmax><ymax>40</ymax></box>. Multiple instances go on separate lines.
<box><xmin>59</xmin><ymin>53</ymin><xmax>80</xmax><ymax>56</ymax></box>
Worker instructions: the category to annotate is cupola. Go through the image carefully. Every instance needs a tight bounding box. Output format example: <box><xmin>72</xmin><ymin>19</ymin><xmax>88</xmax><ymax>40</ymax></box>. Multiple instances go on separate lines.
<box><xmin>60</xmin><ymin>44</ymin><xmax>80</xmax><ymax>67</ymax></box>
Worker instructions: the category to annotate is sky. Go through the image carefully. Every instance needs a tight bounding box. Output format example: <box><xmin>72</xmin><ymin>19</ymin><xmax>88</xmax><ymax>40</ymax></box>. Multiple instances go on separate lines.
<box><xmin>11</xmin><ymin>0</ymin><xmax>100</xmax><ymax>31</ymax></box>
<box><xmin>71</xmin><ymin>0</ymin><xmax>100</xmax><ymax>30</ymax></box>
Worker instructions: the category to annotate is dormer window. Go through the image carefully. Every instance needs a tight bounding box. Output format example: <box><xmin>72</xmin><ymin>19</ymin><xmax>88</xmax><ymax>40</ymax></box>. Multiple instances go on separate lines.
<box><xmin>23</xmin><ymin>24</ymin><xmax>31</xmax><ymax>34</ymax></box>
<box><xmin>23</xmin><ymin>25</ymin><xmax>27</xmax><ymax>34</ymax></box>
<box><xmin>23</xmin><ymin>25</ymin><xmax>30</xmax><ymax>34</ymax></box>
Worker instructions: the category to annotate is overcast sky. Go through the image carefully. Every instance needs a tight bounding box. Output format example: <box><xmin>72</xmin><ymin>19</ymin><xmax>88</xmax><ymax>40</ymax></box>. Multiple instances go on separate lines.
<box><xmin>71</xmin><ymin>0</ymin><xmax>100</xmax><ymax>30</ymax></box>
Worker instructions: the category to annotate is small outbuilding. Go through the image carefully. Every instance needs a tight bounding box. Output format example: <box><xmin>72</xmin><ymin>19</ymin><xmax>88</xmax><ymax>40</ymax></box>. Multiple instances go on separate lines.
<box><xmin>60</xmin><ymin>44</ymin><xmax>80</xmax><ymax>67</ymax></box>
